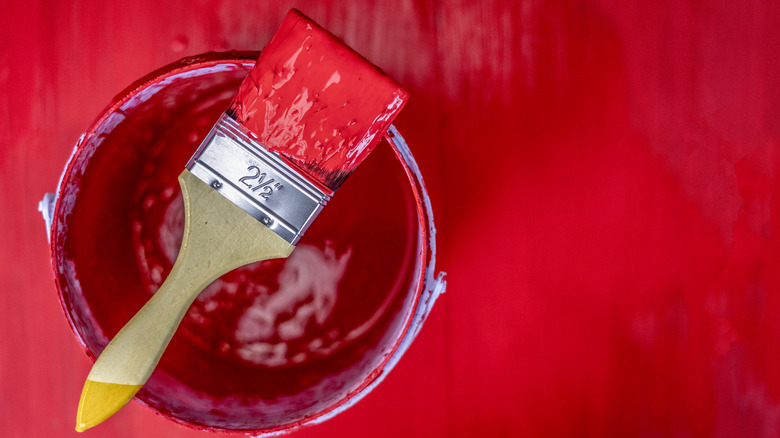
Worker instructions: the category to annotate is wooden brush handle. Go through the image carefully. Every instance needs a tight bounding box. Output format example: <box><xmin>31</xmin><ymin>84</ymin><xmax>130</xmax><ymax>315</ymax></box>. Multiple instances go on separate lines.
<box><xmin>76</xmin><ymin>170</ymin><xmax>293</xmax><ymax>431</ymax></box>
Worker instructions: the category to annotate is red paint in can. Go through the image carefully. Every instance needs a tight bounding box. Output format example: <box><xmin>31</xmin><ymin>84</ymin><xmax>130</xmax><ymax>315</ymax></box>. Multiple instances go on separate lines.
<box><xmin>46</xmin><ymin>52</ymin><xmax>444</xmax><ymax>434</ymax></box>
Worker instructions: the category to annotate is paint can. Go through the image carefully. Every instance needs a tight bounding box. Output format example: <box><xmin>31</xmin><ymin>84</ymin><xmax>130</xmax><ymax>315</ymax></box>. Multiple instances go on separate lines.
<box><xmin>39</xmin><ymin>52</ymin><xmax>445</xmax><ymax>434</ymax></box>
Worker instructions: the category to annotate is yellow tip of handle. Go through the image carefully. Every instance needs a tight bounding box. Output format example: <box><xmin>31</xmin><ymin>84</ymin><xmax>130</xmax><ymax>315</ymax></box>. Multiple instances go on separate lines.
<box><xmin>75</xmin><ymin>379</ymin><xmax>143</xmax><ymax>432</ymax></box>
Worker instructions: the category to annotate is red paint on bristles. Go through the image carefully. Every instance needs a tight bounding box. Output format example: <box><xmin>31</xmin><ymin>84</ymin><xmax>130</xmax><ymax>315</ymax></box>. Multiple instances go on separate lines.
<box><xmin>227</xmin><ymin>9</ymin><xmax>409</xmax><ymax>191</ymax></box>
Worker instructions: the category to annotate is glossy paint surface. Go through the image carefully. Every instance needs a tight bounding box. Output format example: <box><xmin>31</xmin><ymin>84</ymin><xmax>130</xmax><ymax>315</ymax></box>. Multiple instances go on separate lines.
<box><xmin>3</xmin><ymin>1</ymin><xmax>780</xmax><ymax>437</ymax></box>
<box><xmin>51</xmin><ymin>57</ymin><xmax>423</xmax><ymax>432</ymax></box>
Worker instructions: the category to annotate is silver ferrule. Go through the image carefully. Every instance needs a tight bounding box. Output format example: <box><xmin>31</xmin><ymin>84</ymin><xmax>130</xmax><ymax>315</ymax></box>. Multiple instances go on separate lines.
<box><xmin>186</xmin><ymin>113</ymin><xmax>330</xmax><ymax>245</ymax></box>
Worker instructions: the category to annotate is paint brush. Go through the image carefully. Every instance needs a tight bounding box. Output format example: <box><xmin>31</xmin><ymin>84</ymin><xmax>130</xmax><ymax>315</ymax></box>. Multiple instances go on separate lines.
<box><xmin>76</xmin><ymin>9</ymin><xmax>408</xmax><ymax>431</ymax></box>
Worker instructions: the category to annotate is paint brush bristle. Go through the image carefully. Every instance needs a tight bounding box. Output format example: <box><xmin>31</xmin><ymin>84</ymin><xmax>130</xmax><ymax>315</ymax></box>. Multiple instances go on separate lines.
<box><xmin>226</xmin><ymin>9</ymin><xmax>409</xmax><ymax>191</ymax></box>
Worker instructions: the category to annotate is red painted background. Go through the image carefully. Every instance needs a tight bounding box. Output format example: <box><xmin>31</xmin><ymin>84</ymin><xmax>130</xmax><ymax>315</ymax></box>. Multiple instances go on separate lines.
<box><xmin>3</xmin><ymin>0</ymin><xmax>780</xmax><ymax>436</ymax></box>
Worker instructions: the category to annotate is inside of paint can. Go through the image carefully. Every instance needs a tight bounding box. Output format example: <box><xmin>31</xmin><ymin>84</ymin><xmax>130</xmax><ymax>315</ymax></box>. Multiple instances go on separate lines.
<box><xmin>52</xmin><ymin>56</ymin><xmax>425</xmax><ymax>431</ymax></box>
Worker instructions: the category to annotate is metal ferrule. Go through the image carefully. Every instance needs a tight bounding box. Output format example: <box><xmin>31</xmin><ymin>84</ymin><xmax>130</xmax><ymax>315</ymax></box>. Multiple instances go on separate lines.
<box><xmin>186</xmin><ymin>113</ymin><xmax>330</xmax><ymax>245</ymax></box>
